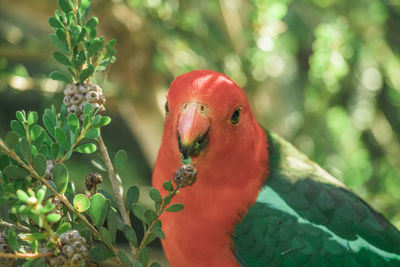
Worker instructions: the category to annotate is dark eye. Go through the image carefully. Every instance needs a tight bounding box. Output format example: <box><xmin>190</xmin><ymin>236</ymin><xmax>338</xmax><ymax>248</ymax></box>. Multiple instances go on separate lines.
<box><xmin>230</xmin><ymin>107</ymin><xmax>241</xmax><ymax>124</ymax></box>
<box><xmin>165</xmin><ymin>101</ymin><xmax>169</xmax><ymax>115</ymax></box>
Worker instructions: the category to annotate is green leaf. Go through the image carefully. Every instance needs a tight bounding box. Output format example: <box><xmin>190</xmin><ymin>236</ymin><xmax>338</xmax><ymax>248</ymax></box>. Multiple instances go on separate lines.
<box><xmin>52</xmin><ymin>163</ymin><xmax>69</xmax><ymax>194</ymax></box>
<box><xmin>56</xmin><ymin>222</ymin><xmax>71</xmax><ymax>235</ymax></box>
<box><xmin>84</xmin><ymin>128</ymin><xmax>100</xmax><ymax>139</ymax></box>
<box><xmin>107</xmin><ymin>210</ymin><xmax>118</xmax><ymax>245</ymax></box>
<box><xmin>134</xmin><ymin>261</ymin><xmax>144</xmax><ymax>267</ymax></box>
<box><xmin>139</xmin><ymin>247</ymin><xmax>149</xmax><ymax>266</ymax></box>
<box><xmin>33</xmin><ymin>154</ymin><xmax>47</xmax><ymax>176</ymax></box>
<box><xmin>131</xmin><ymin>203</ymin><xmax>146</xmax><ymax>222</ymax></box>
<box><xmin>56</xmin><ymin>127</ymin><xmax>69</xmax><ymax>150</ymax></box>
<box><xmin>0</xmin><ymin>154</ymin><xmax>10</xmax><ymax>171</ymax></box>
<box><xmin>75</xmin><ymin>143</ymin><xmax>97</xmax><ymax>153</ymax></box>
<box><xmin>27</xmin><ymin>111</ymin><xmax>38</xmax><ymax>125</ymax></box>
<box><xmin>144</xmin><ymin>209</ymin><xmax>157</xmax><ymax>223</ymax></box>
<box><xmin>83</xmin><ymin>102</ymin><xmax>94</xmax><ymax>116</ymax></box>
<box><xmin>30</xmin><ymin>125</ymin><xmax>44</xmax><ymax>141</ymax></box>
<box><xmin>164</xmin><ymin>196</ymin><xmax>171</xmax><ymax>205</ymax></box>
<box><xmin>16</xmin><ymin>189</ymin><xmax>30</xmax><ymax>203</ymax></box>
<box><xmin>17</xmin><ymin>138</ymin><xmax>31</xmax><ymax>163</ymax></box>
<box><xmin>70</xmin><ymin>25</ymin><xmax>82</xmax><ymax>38</ymax></box>
<box><xmin>53</xmin><ymin>51</ymin><xmax>71</xmax><ymax>66</ymax></box>
<box><xmin>152</xmin><ymin>227</ymin><xmax>165</xmax><ymax>240</ymax></box>
<box><xmin>5</xmin><ymin>131</ymin><xmax>19</xmax><ymax>149</ymax></box>
<box><xmin>89</xmin><ymin>193</ymin><xmax>109</xmax><ymax>227</ymax></box>
<box><xmin>114</xmin><ymin>149</ymin><xmax>128</xmax><ymax>173</ymax></box>
<box><xmin>50</xmin><ymin>143</ymin><xmax>59</xmax><ymax>160</ymax></box>
<box><xmin>49</xmin><ymin>71</ymin><xmax>72</xmax><ymax>83</ymax></box>
<box><xmin>16</xmin><ymin>111</ymin><xmax>25</xmax><ymax>122</ymax></box>
<box><xmin>118</xmin><ymin>249</ymin><xmax>134</xmax><ymax>267</ymax></box>
<box><xmin>122</xmin><ymin>224</ymin><xmax>137</xmax><ymax>247</ymax></box>
<box><xmin>150</xmin><ymin>263</ymin><xmax>161</xmax><ymax>267</ymax></box>
<box><xmin>36</xmin><ymin>187</ymin><xmax>46</xmax><ymax>203</ymax></box>
<box><xmin>10</xmin><ymin>120</ymin><xmax>25</xmax><ymax>137</ymax></box>
<box><xmin>85</xmin><ymin>17</ymin><xmax>98</xmax><ymax>32</ymax></box>
<box><xmin>41</xmin><ymin>200</ymin><xmax>56</xmax><ymax>214</ymax></box>
<box><xmin>43</xmin><ymin>113</ymin><xmax>56</xmax><ymax>138</ymax></box>
<box><xmin>58</xmin><ymin>0</ymin><xmax>72</xmax><ymax>14</ymax></box>
<box><xmin>73</xmin><ymin>194</ymin><xmax>90</xmax><ymax>212</ymax></box>
<box><xmin>78</xmin><ymin>64</ymin><xmax>95</xmax><ymax>83</ymax></box>
<box><xmin>48</xmin><ymin>17</ymin><xmax>63</xmax><ymax>29</ymax></box>
<box><xmin>88</xmin><ymin>245</ymin><xmax>115</xmax><ymax>262</ymax></box>
<box><xmin>92</xmin><ymin>115</ymin><xmax>102</xmax><ymax>125</ymax></box>
<box><xmin>126</xmin><ymin>186</ymin><xmax>139</xmax><ymax>209</ymax></box>
<box><xmin>93</xmin><ymin>116</ymin><xmax>111</xmax><ymax>127</ymax></box>
<box><xmin>3</xmin><ymin>166</ymin><xmax>29</xmax><ymax>180</ymax></box>
<box><xmin>87</xmin><ymin>38</ymin><xmax>104</xmax><ymax>57</ymax></box>
<box><xmin>67</xmin><ymin>113</ymin><xmax>80</xmax><ymax>133</ymax></box>
<box><xmin>149</xmin><ymin>188</ymin><xmax>162</xmax><ymax>203</ymax></box>
<box><xmin>46</xmin><ymin>213</ymin><xmax>61</xmax><ymax>223</ymax></box>
<box><xmin>7</xmin><ymin>229</ymin><xmax>19</xmax><ymax>252</ymax></box>
<box><xmin>165</xmin><ymin>203</ymin><xmax>184</xmax><ymax>212</ymax></box>
<box><xmin>162</xmin><ymin>180</ymin><xmax>174</xmax><ymax>192</ymax></box>
<box><xmin>100</xmin><ymin>227</ymin><xmax>113</xmax><ymax>248</ymax></box>
<box><xmin>49</xmin><ymin>33</ymin><xmax>69</xmax><ymax>54</ymax></box>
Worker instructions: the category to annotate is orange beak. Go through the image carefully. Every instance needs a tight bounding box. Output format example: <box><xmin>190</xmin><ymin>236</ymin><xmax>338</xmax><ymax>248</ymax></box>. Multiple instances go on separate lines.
<box><xmin>177</xmin><ymin>102</ymin><xmax>210</xmax><ymax>159</ymax></box>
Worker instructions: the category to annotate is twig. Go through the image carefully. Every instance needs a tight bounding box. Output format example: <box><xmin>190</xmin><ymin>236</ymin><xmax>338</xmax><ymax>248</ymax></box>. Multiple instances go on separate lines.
<box><xmin>135</xmin><ymin>187</ymin><xmax>179</xmax><ymax>260</ymax></box>
<box><xmin>0</xmin><ymin>251</ymin><xmax>52</xmax><ymax>259</ymax></box>
<box><xmin>0</xmin><ymin>221</ymin><xmax>30</xmax><ymax>233</ymax></box>
<box><xmin>96</xmin><ymin>135</ymin><xmax>131</xmax><ymax>226</ymax></box>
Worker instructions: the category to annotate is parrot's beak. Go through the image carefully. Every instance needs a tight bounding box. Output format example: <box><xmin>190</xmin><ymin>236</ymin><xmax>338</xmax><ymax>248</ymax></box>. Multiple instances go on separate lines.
<box><xmin>177</xmin><ymin>102</ymin><xmax>210</xmax><ymax>159</ymax></box>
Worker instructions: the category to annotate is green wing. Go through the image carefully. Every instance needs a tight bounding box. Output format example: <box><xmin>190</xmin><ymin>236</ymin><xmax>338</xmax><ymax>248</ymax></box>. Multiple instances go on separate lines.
<box><xmin>233</xmin><ymin>132</ymin><xmax>400</xmax><ymax>267</ymax></box>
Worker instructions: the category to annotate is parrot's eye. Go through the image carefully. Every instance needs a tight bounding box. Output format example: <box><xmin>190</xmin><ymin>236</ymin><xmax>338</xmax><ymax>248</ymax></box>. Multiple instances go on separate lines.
<box><xmin>230</xmin><ymin>107</ymin><xmax>241</xmax><ymax>125</ymax></box>
<box><xmin>165</xmin><ymin>101</ymin><xmax>169</xmax><ymax>115</ymax></box>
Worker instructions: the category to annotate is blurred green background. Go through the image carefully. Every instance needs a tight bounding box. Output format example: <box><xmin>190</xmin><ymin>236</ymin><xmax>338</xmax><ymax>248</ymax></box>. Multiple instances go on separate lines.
<box><xmin>0</xmin><ymin>0</ymin><xmax>399</xmax><ymax>231</ymax></box>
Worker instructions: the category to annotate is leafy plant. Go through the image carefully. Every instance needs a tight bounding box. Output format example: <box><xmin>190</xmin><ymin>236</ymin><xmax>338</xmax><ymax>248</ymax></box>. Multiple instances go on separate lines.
<box><xmin>0</xmin><ymin>0</ymin><xmax>188</xmax><ymax>266</ymax></box>
<box><xmin>48</xmin><ymin>0</ymin><xmax>116</xmax><ymax>84</ymax></box>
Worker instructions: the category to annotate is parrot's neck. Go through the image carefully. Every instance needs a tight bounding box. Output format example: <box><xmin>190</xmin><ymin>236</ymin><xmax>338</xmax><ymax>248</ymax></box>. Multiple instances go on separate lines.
<box><xmin>153</xmin><ymin>123</ymin><xmax>269</xmax><ymax>266</ymax></box>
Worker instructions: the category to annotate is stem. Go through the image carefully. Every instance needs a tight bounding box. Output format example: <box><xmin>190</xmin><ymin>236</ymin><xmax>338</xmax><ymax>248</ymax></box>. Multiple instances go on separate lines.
<box><xmin>96</xmin><ymin>134</ymin><xmax>137</xmax><ymax>257</ymax></box>
<box><xmin>96</xmin><ymin>135</ymin><xmax>131</xmax><ymax>227</ymax></box>
<box><xmin>0</xmin><ymin>251</ymin><xmax>52</xmax><ymax>259</ymax></box>
<box><xmin>0</xmin><ymin>221</ymin><xmax>30</xmax><ymax>233</ymax></box>
<box><xmin>59</xmin><ymin>122</ymin><xmax>91</xmax><ymax>163</ymax></box>
<box><xmin>134</xmin><ymin>188</ymin><xmax>179</xmax><ymax>260</ymax></box>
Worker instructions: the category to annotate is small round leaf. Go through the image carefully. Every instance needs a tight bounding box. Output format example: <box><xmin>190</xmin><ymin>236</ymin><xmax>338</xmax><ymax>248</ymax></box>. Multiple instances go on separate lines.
<box><xmin>73</xmin><ymin>194</ymin><xmax>90</xmax><ymax>212</ymax></box>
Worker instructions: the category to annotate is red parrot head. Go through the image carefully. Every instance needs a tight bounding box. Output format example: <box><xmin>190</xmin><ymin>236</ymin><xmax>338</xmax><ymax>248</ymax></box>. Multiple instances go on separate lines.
<box><xmin>164</xmin><ymin>70</ymin><xmax>257</xmax><ymax>167</ymax></box>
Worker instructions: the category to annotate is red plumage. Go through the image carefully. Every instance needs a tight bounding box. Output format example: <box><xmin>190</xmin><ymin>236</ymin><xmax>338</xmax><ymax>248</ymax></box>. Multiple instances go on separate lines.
<box><xmin>152</xmin><ymin>70</ymin><xmax>269</xmax><ymax>266</ymax></box>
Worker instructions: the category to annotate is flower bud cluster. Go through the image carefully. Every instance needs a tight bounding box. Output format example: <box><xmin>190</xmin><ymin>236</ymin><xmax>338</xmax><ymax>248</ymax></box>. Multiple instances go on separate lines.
<box><xmin>47</xmin><ymin>230</ymin><xmax>88</xmax><ymax>267</ymax></box>
<box><xmin>63</xmin><ymin>83</ymin><xmax>106</xmax><ymax>120</ymax></box>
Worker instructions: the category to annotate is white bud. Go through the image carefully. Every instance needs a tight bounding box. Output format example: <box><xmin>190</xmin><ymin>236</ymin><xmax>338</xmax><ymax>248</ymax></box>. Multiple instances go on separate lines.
<box><xmin>91</xmin><ymin>103</ymin><xmax>100</xmax><ymax>110</ymax></box>
<box><xmin>86</xmin><ymin>91</ymin><xmax>99</xmax><ymax>103</ymax></box>
<box><xmin>62</xmin><ymin>245</ymin><xmax>74</xmax><ymax>257</ymax></box>
<box><xmin>78</xmin><ymin>84</ymin><xmax>88</xmax><ymax>94</ymax></box>
<box><xmin>67</xmin><ymin>105</ymin><xmax>80</xmax><ymax>114</ymax></box>
<box><xmin>71</xmin><ymin>94</ymin><xmax>83</xmax><ymax>105</ymax></box>
<box><xmin>63</xmin><ymin>96</ymin><xmax>71</xmax><ymax>105</ymax></box>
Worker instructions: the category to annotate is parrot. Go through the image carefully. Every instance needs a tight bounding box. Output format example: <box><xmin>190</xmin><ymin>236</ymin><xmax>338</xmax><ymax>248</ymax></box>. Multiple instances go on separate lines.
<box><xmin>152</xmin><ymin>70</ymin><xmax>400</xmax><ymax>267</ymax></box>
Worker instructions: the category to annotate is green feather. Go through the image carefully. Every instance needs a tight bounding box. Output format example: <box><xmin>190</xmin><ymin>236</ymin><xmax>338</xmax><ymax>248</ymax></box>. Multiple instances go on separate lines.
<box><xmin>233</xmin><ymin>132</ymin><xmax>400</xmax><ymax>266</ymax></box>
